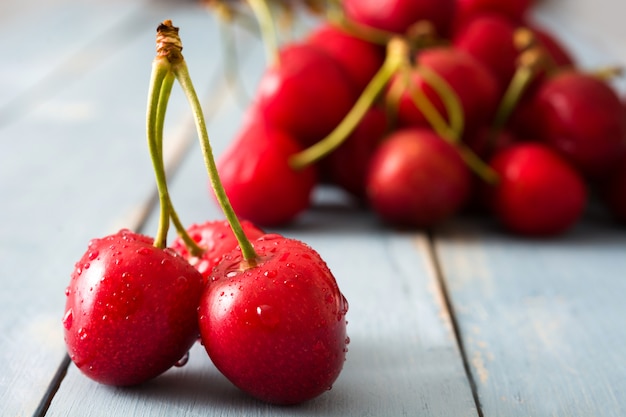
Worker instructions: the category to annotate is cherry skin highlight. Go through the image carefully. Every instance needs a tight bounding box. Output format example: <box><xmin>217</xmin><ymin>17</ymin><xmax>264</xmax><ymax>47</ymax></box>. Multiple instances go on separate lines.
<box><xmin>63</xmin><ymin>229</ymin><xmax>204</xmax><ymax>386</ymax></box>
<box><xmin>484</xmin><ymin>143</ymin><xmax>587</xmax><ymax>236</ymax></box>
<box><xmin>170</xmin><ymin>219</ymin><xmax>265</xmax><ymax>283</ymax></box>
<box><xmin>199</xmin><ymin>234</ymin><xmax>349</xmax><ymax>405</ymax></box>
<box><xmin>366</xmin><ymin>128</ymin><xmax>472</xmax><ymax>228</ymax></box>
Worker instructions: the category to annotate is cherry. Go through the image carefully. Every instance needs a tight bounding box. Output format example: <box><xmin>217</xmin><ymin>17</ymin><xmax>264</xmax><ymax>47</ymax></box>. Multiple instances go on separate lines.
<box><xmin>63</xmin><ymin>229</ymin><xmax>204</xmax><ymax>386</ymax></box>
<box><xmin>341</xmin><ymin>0</ymin><xmax>456</xmax><ymax>38</ymax></box>
<box><xmin>306</xmin><ymin>22</ymin><xmax>385</xmax><ymax>94</ymax></box>
<box><xmin>170</xmin><ymin>219</ymin><xmax>265</xmax><ymax>282</ymax></box>
<box><xmin>484</xmin><ymin>142</ymin><xmax>587</xmax><ymax>236</ymax></box>
<box><xmin>217</xmin><ymin>116</ymin><xmax>317</xmax><ymax>226</ymax></box>
<box><xmin>199</xmin><ymin>234</ymin><xmax>349</xmax><ymax>404</ymax></box>
<box><xmin>366</xmin><ymin>127</ymin><xmax>472</xmax><ymax>227</ymax></box>
<box><xmin>452</xmin><ymin>13</ymin><xmax>520</xmax><ymax>95</ymax></box>
<box><xmin>519</xmin><ymin>70</ymin><xmax>626</xmax><ymax>180</ymax></box>
<box><xmin>254</xmin><ymin>41</ymin><xmax>358</xmax><ymax>148</ymax></box>
<box><xmin>391</xmin><ymin>46</ymin><xmax>500</xmax><ymax>138</ymax></box>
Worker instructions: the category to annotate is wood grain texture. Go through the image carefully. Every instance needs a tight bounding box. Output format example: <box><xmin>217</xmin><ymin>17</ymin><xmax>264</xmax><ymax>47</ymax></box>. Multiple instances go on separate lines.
<box><xmin>434</xmin><ymin>218</ymin><xmax>626</xmax><ymax>416</ymax></box>
<box><xmin>0</xmin><ymin>3</ymin><xmax>224</xmax><ymax>416</ymax></box>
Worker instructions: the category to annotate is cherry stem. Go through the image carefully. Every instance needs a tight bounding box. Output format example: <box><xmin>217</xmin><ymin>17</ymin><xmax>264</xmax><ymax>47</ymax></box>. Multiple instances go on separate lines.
<box><xmin>154</xmin><ymin>20</ymin><xmax>259</xmax><ymax>265</ymax></box>
<box><xmin>405</xmin><ymin>72</ymin><xmax>457</xmax><ymax>140</ymax></box>
<box><xmin>414</xmin><ymin>65</ymin><xmax>464</xmax><ymax>141</ymax></box>
<box><xmin>396</xmin><ymin>56</ymin><xmax>497</xmax><ymax>183</ymax></box>
<box><xmin>489</xmin><ymin>47</ymin><xmax>546</xmax><ymax>146</ymax></box>
<box><xmin>147</xmin><ymin>34</ymin><xmax>205</xmax><ymax>256</ymax></box>
<box><xmin>246</xmin><ymin>0</ymin><xmax>280</xmax><ymax>66</ymax></box>
<box><xmin>289</xmin><ymin>37</ymin><xmax>407</xmax><ymax>169</ymax></box>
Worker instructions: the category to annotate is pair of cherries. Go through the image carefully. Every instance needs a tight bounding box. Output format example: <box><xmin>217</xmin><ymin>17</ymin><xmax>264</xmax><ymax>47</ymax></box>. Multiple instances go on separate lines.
<box><xmin>63</xmin><ymin>20</ymin><xmax>349</xmax><ymax>406</ymax></box>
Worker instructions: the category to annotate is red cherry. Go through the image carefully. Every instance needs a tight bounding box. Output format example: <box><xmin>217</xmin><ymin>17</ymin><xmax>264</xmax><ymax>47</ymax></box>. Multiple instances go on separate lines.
<box><xmin>170</xmin><ymin>220</ymin><xmax>265</xmax><ymax>282</ymax></box>
<box><xmin>522</xmin><ymin>70</ymin><xmax>626</xmax><ymax>180</ymax></box>
<box><xmin>320</xmin><ymin>106</ymin><xmax>389</xmax><ymax>199</ymax></box>
<box><xmin>392</xmin><ymin>46</ymin><xmax>500</xmax><ymax>137</ymax></box>
<box><xmin>452</xmin><ymin>13</ymin><xmax>520</xmax><ymax>95</ymax></box>
<box><xmin>254</xmin><ymin>42</ymin><xmax>358</xmax><ymax>148</ymax></box>
<box><xmin>199</xmin><ymin>234</ymin><xmax>349</xmax><ymax>405</ymax></box>
<box><xmin>366</xmin><ymin>128</ymin><xmax>472</xmax><ymax>227</ymax></box>
<box><xmin>306</xmin><ymin>22</ymin><xmax>385</xmax><ymax>94</ymax></box>
<box><xmin>342</xmin><ymin>0</ymin><xmax>456</xmax><ymax>38</ymax></box>
<box><xmin>217</xmin><ymin>117</ymin><xmax>317</xmax><ymax>226</ymax></box>
<box><xmin>485</xmin><ymin>143</ymin><xmax>587</xmax><ymax>236</ymax></box>
<box><xmin>63</xmin><ymin>229</ymin><xmax>204</xmax><ymax>386</ymax></box>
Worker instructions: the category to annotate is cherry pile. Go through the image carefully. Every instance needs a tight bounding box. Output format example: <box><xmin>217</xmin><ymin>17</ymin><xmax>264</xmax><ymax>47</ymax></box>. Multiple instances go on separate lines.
<box><xmin>212</xmin><ymin>0</ymin><xmax>626</xmax><ymax>236</ymax></box>
<box><xmin>63</xmin><ymin>20</ymin><xmax>349</xmax><ymax>405</ymax></box>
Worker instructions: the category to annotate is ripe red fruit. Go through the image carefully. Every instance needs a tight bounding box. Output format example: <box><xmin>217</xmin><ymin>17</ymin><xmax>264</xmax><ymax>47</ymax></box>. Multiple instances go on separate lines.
<box><xmin>521</xmin><ymin>71</ymin><xmax>626</xmax><ymax>180</ymax></box>
<box><xmin>342</xmin><ymin>0</ymin><xmax>456</xmax><ymax>38</ymax></box>
<box><xmin>254</xmin><ymin>42</ymin><xmax>358</xmax><ymax>148</ymax></box>
<box><xmin>485</xmin><ymin>143</ymin><xmax>587</xmax><ymax>236</ymax></box>
<box><xmin>63</xmin><ymin>229</ymin><xmax>204</xmax><ymax>386</ymax></box>
<box><xmin>198</xmin><ymin>234</ymin><xmax>349</xmax><ymax>405</ymax></box>
<box><xmin>452</xmin><ymin>13</ymin><xmax>520</xmax><ymax>95</ymax></box>
<box><xmin>306</xmin><ymin>22</ymin><xmax>385</xmax><ymax>94</ymax></box>
<box><xmin>366</xmin><ymin>128</ymin><xmax>472</xmax><ymax>227</ymax></box>
<box><xmin>170</xmin><ymin>219</ymin><xmax>265</xmax><ymax>282</ymax></box>
<box><xmin>217</xmin><ymin>118</ymin><xmax>317</xmax><ymax>227</ymax></box>
<box><xmin>392</xmin><ymin>46</ymin><xmax>500</xmax><ymax>137</ymax></box>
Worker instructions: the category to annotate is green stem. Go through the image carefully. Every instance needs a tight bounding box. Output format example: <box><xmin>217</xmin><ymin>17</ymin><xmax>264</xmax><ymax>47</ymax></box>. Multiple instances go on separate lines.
<box><xmin>415</xmin><ymin>65</ymin><xmax>464</xmax><ymax>141</ymax></box>
<box><xmin>289</xmin><ymin>37</ymin><xmax>407</xmax><ymax>169</ymax></box>
<box><xmin>406</xmin><ymin>74</ymin><xmax>457</xmax><ymax>140</ymax></box>
<box><xmin>146</xmin><ymin>59</ymin><xmax>172</xmax><ymax>249</ymax></box>
<box><xmin>144</xmin><ymin>21</ymin><xmax>205</xmax><ymax>256</ymax></box>
<box><xmin>247</xmin><ymin>0</ymin><xmax>280</xmax><ymax>67</ymax></box>
<box><xmin>171</xmin><ymin>59</ymin><xmax>259</xmax><ymax>265</ymax></box>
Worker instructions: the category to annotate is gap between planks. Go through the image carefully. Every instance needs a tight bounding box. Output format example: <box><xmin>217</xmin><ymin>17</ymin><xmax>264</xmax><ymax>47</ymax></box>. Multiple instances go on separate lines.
<box><xmin>425</xmin><ymin>231</ymin><xmax>485</xmax><ymax>417</ymax></box>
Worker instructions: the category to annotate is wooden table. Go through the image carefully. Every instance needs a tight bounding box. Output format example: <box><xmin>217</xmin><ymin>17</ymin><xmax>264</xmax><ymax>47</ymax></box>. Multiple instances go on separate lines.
<box><xmin>2</xmin><ymin>1</ymin><xmax>625</xmax><ymax>416</ymax></box>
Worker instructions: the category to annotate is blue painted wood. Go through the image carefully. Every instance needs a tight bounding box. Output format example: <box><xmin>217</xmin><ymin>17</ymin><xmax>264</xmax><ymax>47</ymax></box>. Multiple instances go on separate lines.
<box><xmin>0</xmin><ymin>3</ymin><xmax>225</xmax><ymax>416</ymax></box>
<box><xmin>0</xmin><ymin>0</ymin><xmax>149</xmax><ymax>126</ymax></box>
<box><xmin>434</xmin><ymin>219</ymin><xmax>626</xmax><ymax>416</ymax></box>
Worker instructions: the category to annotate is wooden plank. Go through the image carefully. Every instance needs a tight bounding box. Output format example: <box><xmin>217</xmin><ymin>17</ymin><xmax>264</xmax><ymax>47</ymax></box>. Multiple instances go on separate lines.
<box><xmin>0</xmin><ymin>0</ymin><xmax>150</xmax><ymax>124</ymax></box>
<box><xmin>0</xmin><ymin>4</ymin><xmax>225</xmax><ymax>416</ymax></box>
<box><xmin>46</xmin><ymin>34</ymin><xmax>479</xmax><ymax>414</ymax></box>
<box><xmin>434</xmin><ymin>219</ymin><xmax>626</xmax><ymax>416</ymax></box>
<box><xmin>432</xmin><ymin>2</ymin><xmax>626</xmax><ymax>415</ymax></box>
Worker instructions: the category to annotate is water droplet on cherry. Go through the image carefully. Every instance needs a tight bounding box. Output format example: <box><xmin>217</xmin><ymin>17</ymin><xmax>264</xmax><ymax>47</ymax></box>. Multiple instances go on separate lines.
<box><xmin>256</xmin><ymin>305</ymin><xmax>280</xmax><ymax>328</ymax></box>
<box><xmin>136</xmin><ymin>247</ymin><xmax>151</xmax><ymax>256</ymax></box>
<box><xmin>63</xmin><ymin>309</ymin><xmax>73</xmax><ymax>330</ymax></box>
<box><xmin>174</xmin><ymin>351</ymin><xmax>190</xmax><ymax>367</ymax></box>
<box><xmin>263</xmin><ymin>270</ymin><xmax>277</xmax><ymax>278</ymax></box>
<box><xmin>87</xmin><ymin>250</ymin><xmax>99</xmax><ymax>261</ymax></box>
